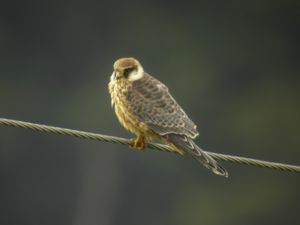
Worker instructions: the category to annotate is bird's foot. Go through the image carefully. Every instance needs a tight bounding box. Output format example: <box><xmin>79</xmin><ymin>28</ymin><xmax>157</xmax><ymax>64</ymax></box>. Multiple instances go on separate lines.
<box><xmin>129</xmin><ymin>136</ymin><xmax>147</xmax><ymax>150</ymax></box>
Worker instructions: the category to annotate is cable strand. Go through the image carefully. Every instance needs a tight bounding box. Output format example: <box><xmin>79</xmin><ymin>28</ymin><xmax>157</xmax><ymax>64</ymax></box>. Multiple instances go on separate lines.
<box><xmin>0</xmin><ymin>118</ymin><xmax>299</xmax><ymax>173</ymax></box>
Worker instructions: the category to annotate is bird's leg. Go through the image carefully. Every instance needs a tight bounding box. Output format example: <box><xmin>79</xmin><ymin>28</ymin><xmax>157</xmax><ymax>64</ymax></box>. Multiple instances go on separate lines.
<box><xmin>129</xmin><ymin>135</ymin><xmax>148</xmax><ymax>150</ymax></box>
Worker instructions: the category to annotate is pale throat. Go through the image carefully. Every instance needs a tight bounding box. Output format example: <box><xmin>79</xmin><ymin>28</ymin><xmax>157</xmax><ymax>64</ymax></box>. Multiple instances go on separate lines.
<box><xmin>110</xmin><ymin>71</ymin><xmax>116</xmax><ymax>83</ymax></box>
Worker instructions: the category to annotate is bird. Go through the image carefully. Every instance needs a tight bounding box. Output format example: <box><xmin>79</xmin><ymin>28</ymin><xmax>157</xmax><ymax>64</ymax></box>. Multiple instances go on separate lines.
<box><xmin>108</xmin><ymin>57</ymin><xmax>228</xmax><ymax>177</ymax></box>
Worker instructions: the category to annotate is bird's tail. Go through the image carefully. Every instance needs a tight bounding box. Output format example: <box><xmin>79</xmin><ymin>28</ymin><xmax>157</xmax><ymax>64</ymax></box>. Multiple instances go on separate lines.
<box><xmin>165</xmin><ymin>134</ymin><xmax>228</xmax><ymax>177</ymax></box>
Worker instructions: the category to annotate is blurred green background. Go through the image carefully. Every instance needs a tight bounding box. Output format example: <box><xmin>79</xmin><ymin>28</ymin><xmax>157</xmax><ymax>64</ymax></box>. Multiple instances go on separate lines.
<box><xmin>0</xmin><ymin>1</ymin><xmax>299</xmax><ymax>225</ymax></box>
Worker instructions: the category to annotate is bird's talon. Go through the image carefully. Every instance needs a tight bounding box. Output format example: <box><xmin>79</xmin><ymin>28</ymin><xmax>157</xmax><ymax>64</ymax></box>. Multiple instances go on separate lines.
<box><xmin>129</xmin><ymin>139</ymin><xmax>136</xmax><ymax>148</ymax></box>
<box><xmin>129</xmin><ymin>137</ymin><xmax>147</xmax><ymax>150</ymax></box>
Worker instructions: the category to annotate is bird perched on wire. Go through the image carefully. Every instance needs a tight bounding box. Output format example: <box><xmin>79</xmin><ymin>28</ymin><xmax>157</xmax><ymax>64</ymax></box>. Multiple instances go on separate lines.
<box><xmin>109</xmin><ymin>57</ymin><xmax>228</xmax><ymax>177</ymax></box>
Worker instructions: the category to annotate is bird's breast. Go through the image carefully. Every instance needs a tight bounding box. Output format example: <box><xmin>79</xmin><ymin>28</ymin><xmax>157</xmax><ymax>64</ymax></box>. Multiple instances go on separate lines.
<box><xmin>108</xmin><ymin>80</ymin><xmax>143</xmax><ymax>136</ymax></box>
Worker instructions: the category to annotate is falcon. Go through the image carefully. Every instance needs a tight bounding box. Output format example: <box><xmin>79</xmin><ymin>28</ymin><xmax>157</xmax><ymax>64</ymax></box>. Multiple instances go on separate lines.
<box><xmin>109</xmin><ymin>57</ymin><xmax>228</xmax><ymax>177</ymax></box>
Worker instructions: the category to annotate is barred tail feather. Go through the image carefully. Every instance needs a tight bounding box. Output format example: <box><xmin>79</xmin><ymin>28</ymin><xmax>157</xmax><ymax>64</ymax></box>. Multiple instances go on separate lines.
<box><xmin>165</xmin><ymin>134</ymin><xmax>228</xmax><ymax>177</ymax></box>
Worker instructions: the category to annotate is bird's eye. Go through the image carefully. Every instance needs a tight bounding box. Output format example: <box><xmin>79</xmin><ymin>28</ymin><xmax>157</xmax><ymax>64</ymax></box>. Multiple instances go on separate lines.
<box><xmin>123</xmin><ymin>68</ymin><xmax>135</xmax><ymax>78</ymax></box>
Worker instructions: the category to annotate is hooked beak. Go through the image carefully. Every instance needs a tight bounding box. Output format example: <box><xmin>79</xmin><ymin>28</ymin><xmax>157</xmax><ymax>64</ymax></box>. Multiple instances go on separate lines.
<box><xmin>112</xmin><ymin>71</ymin><xmax>122</xmax><ymax>80</ymax></box>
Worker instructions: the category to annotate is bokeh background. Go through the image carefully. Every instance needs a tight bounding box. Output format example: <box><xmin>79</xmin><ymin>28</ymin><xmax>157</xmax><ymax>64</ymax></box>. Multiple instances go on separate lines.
<box><xmin>0</xmin><ymin>1</ymin><xmax>299</xmax><ymax>225</ymax></box>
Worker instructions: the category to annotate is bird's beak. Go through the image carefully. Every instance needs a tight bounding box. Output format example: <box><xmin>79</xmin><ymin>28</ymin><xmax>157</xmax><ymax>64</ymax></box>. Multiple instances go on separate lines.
<box><xmin>112</xmin><ymin>71</ymin><xmax>122</xmax><ymax>80</ymax></box>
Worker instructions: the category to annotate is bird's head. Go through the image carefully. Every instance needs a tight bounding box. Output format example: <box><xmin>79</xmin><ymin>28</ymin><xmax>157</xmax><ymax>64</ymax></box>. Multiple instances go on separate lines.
<box><xmin>111</xmin><ymin>57</ymin><xmax>144</xmax><ymax>82</ymax></box>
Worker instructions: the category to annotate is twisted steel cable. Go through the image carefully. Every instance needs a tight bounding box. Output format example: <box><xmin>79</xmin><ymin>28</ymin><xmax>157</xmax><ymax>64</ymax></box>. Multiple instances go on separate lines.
<box><xmin>0</xmin><ymin>118</ymin><xmax>299</xmax><ymax>174</ymax></box>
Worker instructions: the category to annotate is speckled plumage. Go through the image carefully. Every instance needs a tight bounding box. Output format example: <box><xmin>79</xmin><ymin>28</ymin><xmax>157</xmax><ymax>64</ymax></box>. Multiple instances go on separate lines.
<box><xmin>109</xmin><ymin>57</ymin><xmax>228</xmax><ymax>177</ymax></box>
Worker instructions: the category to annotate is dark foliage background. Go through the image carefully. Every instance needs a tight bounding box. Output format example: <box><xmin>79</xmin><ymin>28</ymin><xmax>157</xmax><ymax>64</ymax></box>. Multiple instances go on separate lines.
<box><xmin>0</xmin><ymin>1</ymin><xmax>299</xmax><ymax>225</ymax></box>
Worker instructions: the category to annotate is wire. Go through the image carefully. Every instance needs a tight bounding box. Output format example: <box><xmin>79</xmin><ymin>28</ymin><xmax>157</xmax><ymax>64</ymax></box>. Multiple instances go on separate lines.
<box><xmin>0</xmin><ymin>117</ymin><xmax>299</xmax><ymax>174</ymax></box>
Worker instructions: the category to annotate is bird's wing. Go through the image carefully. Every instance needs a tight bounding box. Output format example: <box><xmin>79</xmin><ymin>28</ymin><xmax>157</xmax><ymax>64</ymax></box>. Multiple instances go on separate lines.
<box><xmin>127</xmin><ymin>73</ymin><xmax>199</xmax><ymax>139</ymax></box>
